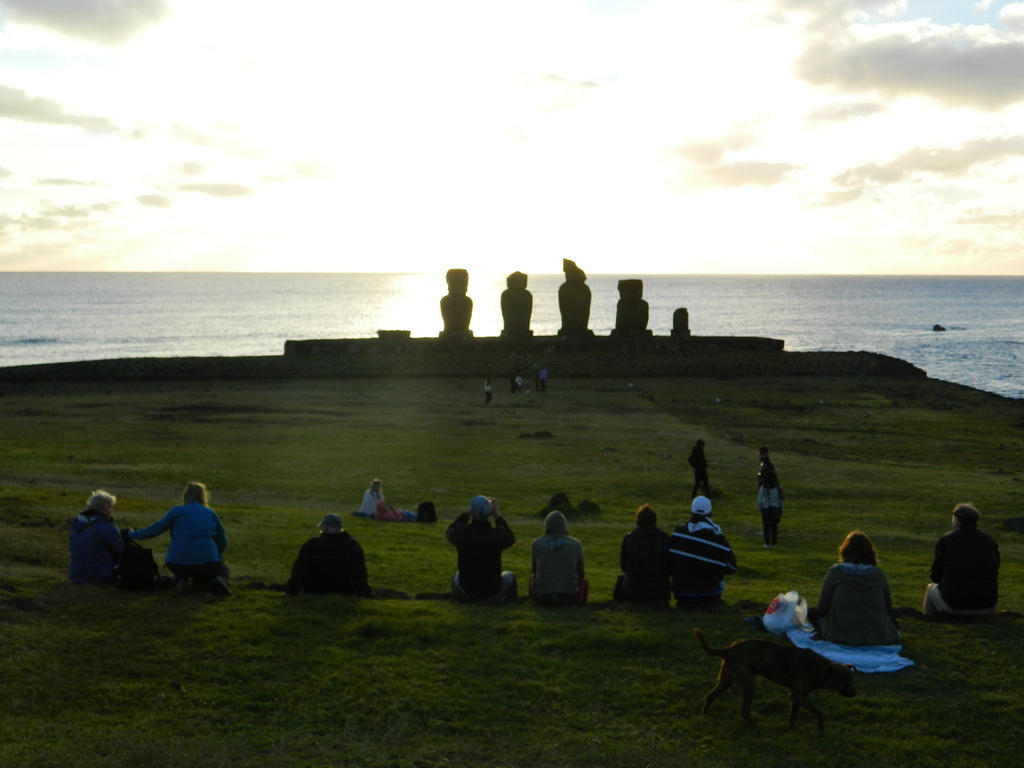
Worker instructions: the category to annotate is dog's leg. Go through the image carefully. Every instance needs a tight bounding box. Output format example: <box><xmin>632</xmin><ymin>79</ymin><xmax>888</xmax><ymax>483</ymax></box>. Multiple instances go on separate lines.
<box><xmin>700</xmin><ymin>664</ymin><xmax>734</xmax><ymax>714</ymax></box>
<box><xmin>736</xmin><ymin>668</ymin><xmax>758</xmax><ymax>725</ymax></box>
<box><xmin>788</xmin><ymin>692</ymin><xmax>826</xmax><ymax>731</ymax></box>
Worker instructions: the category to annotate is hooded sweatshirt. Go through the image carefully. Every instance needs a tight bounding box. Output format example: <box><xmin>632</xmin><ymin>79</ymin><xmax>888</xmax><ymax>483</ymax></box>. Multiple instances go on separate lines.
<box><xmin>69</xmin><ymin>510</ymin><xmax>124</xmax><ymax>584</ymax></box>
<box><xmin>531</xmin><ymin>511</ymin><xmax>585</xmax><ymax>595</ymax></box>
<box><xmin>816</xmin><ymin>563</ymin><xmax>901</xmax><ymax>646</ymax></box>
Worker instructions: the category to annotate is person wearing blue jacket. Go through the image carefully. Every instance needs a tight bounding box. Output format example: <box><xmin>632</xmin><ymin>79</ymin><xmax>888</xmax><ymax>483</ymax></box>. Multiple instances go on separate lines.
<box><xmin>130</xmin><ymin>482</ymin><xmax>230</xmax><ymax>595</ymax></box>
<box><xmin>68</xmin><ymin>490</ymin><xmax>124</xmax><ymax>585</ymax></box>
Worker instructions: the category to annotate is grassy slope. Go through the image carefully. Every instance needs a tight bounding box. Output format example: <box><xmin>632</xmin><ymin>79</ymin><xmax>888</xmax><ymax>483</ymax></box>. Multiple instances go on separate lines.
<box><xmin>1</xmin><ymin>374</ymin><xmax>1022</xmax><ymax>767</ymax></box>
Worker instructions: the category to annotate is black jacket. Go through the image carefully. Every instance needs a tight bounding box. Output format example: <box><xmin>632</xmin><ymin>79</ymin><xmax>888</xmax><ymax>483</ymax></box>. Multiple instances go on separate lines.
<box><xmin>619</xmin><ymin>525</ymin><xmax>671</xmax><ymax>603</ymax></box>
<box><xmin>446</xmin><ymin>513</ymin><xmax>515</xmax><ymax>598</ymax></box>
<box><xmin>931</xmin><ymin>526</ymin><xmax>1000</xmax><ymax>610</ymax></box>
<box><xmin>286</xmin><ymin>532</ymin><xmax>372</xmax><ymax>596</ymax></box>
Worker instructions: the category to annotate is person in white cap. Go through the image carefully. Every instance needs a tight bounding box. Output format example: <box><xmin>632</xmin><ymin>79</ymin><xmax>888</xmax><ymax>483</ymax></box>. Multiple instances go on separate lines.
<box><xmin>668</xmin><ymin>496</ymin><xmax>737</xmax><ymax>605</ymax></box>
<box><xmin>286</xmin><ymin>513</ymin><xmax>371</xmax><ymax>596</ymax></box>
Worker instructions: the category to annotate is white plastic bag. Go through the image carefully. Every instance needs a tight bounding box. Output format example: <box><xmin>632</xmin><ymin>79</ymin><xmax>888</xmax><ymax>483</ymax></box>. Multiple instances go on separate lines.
<box><xmin>762</xmin><ymin>590</ymin><xmax>808</xmax><ymax>634</ymax></box>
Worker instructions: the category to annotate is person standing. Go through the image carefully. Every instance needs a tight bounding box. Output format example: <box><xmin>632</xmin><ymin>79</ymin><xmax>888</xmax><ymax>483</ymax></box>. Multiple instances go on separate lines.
<box><xmin>68</xmin><ymin>490</ymin><xmax>124</xmax><ymax>585</ymax></box>
<box><xmin>446</xmin><ymin>496</ymin><xmax>517</xmax><ymax>603</ymax></box>
<box><xmin>923</xmin><ymin>504</ymin><xmax>1000</xmax><ymax>617</ymax></box>
<box><xmin>538</xmin><ymin>367</ymin><xmax>548</xmax><ymax>392</ymax></box>
<box><xmin>130</xmin><ymin>482</ymin><xmax>230</xmax><ymax>596</ymax></box>
<box><xmin>530</xmin><ymin>511</ymin><xmax>587</xmax><ymax>605</ymax></box>
<box><xmin>668</xmin><ymin>496</ymin><xmax>737</xmax><ymax>605</ymax></box>
<box><xmin>286</xmin><ymin>513</ymin><xmax>372</xmax><ymax>596</ymax></box>
<box><xmin>757</xmin><ymin>445</ymin><xmax>776</xmax><ymax>488</ymax></box>
<box><xmin>757</xmin><ymin>470</ymin><xmax>784</xmax><ymax>548</ymax></box>
<box><xmin>688</xmin><ymin>439</ymin><xmax>710</xmax><ymax>498</ymax></box>
<box><xmin>617</xmin><ymin>505</ymin><xmax>671</xmax><ymax>605</ymax></box>
<box><xmin>484</xmin><ymin>378</ymin><xmax>493</xmax><ymax>406</ymax></box>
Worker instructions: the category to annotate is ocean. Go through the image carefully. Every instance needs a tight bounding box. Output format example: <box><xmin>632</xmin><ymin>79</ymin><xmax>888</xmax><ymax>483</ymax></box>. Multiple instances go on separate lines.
<box><xmin>1</xmin><ymin>273</ymin><xmax>1021</xmax><ymax>399</ymax></box>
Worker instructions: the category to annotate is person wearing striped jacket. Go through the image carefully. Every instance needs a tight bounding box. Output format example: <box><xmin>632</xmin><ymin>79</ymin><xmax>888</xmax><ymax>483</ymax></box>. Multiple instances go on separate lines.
<box><xmin>668</xmin><ymin>496</ymin><xmax>737</xmax><ymax>605</ymax></box>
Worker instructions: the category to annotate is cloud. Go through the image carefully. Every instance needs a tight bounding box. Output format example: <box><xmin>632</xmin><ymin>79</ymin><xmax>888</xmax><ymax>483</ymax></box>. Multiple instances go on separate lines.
<box><xmin>810</xmin><ymin>187</ymin><xmax>864</xmax><ymax>208</ymax></box>
<box><xmin>667</xmin><ymin>137</ymin><xmax>796</xmax><ymax>189</ymax></box>
<box><xmin>137</xmin><ymin>194</ymin><xmax>172</xmax><ymax>208</ymax></box>
<box><xmin>180</xmin><ymin>162</ymin><xmax>205</xmax><ymax>176</ymax></box>
<box><xmin>37</xmin><ymin>202</ymin><xmax>112</xmax><ymax>218</ymax></box>
<box><xmin>177</xmin><ymin>182</ymin><xmax>253</xmax><ymax>198</ymax></box>
<box><xmin>1002</xmin><ymin>3</ymin><xmax>1024</xmax><ymax>33</ymax></box>
<box><xmin>1</xmin><ymin>0</ymin><xmax>169</xmax><ymax>45</ymax></box>
<box><xmin>832</xmin><ymin>135</ymin><xmax>1024</xmax><ymax>188</ymax></box>
<box><xmin>805</xmin><ymin>100</ymin><xmax>887</xmax><ymax>124</ymax></box>
<box><xmin>698</xmin><ymin>161</ymin><xmax>798</xmax><ymax>187</ymax></box>
<box><xmin>955</xmin><ymin>208</ymin><xmax>1024</xmax><ymax>228</ymax></box>
<box><xmin>796</xmin><ymin>30</ymin><xmax>1024</xmax><ymax>110</ymax></box>
<box><xmin>171</xmin><ymin>123</ymin><xmax>264</xmax><ymax>157</ymax></box>
<box><xmin>0</xmin><ymin>166</ymin><xmax>12</xmax><ymax>179</ymax></box>
<box><xmin>37</xmin><ymin>177</ymin><xmax>99</xmax><ymax>187</ymax></box>
<box><xmin>0</xmin><ymin>84</ymin><xmax>118</xmax><ymax>132</ymax></box>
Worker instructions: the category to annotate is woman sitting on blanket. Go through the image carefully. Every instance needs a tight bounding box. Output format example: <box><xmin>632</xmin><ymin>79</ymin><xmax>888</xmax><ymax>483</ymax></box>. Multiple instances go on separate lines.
<box><xmin>808</xmin><ymin>531</ymin><xmax>901</xmax><ymax>646</ymax></box>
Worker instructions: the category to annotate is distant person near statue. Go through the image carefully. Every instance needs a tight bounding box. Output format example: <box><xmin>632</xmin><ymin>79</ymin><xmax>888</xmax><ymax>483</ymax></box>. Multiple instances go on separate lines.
<box><xmin>688</xmin><ymin>439</ymin><xmax>709</xmax><ymax>498</ymax></box>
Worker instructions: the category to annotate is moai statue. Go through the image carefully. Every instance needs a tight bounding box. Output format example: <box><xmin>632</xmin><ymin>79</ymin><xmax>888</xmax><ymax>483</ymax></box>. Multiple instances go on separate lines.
<box><xmin>672</xmin><ymin>307</ymin><xmax>691</xmax><ymax>338</ymax></box>
<box><xmin>612</xmin><ymin>279</ymin><xmax>650</xmax><ymax>336</ymax></box>
<box><xmin>500</xmin><ymin>271</ymin><xmax>533</xmax><ymax>338</ymax></box>
<box><xmin>557</xmin><ymin>259</ymin><xmax>593</xmax><ymax>337</ymax></box>
<box><xmin>439</xmin><ymin>268</ymin><xmax>473</xmax><ymax>339</ymax></box>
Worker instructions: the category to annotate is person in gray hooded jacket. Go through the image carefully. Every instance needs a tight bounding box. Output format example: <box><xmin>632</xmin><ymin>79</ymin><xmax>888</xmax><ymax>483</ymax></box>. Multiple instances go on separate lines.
<box><xmin>530</xmin><ymin>510</ymin><xmax>587</xmax><ymax>605</ymax></box>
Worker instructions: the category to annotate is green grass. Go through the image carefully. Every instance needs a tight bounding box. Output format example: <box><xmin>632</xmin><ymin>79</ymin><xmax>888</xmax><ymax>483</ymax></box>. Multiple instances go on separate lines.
<box><xmin>1</xmin><ymin>374</ymin><xmax>1023</xmax><ymax>767</ymax></box>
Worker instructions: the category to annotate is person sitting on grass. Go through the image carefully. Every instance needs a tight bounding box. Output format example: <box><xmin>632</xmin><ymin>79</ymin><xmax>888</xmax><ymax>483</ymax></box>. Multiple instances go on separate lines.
<box><xmin>923</xmin><ymin>503</ymin><xmax>1000</xmax><ymax>618</ymax></box>
<box><xmin>129</xmin><ymin>481</ymin><xmax>231</xmax><ymax>596</ymax></box>
<box><xmin>68</xmin><ymin>489</ymin><xmax>124</xmax><ymax>585</ymax></box>
<box><xmin>529</xmin><ymin>510</ymin><xmax>587</xmax><ymax>605</ymax></box>
<box><xmin>286</xmin><ymin>513</ymin><xmax>372</xmax><ymax>596</ymax></box>
<box><xmin>446</xmin><ymin>495</ymin><xmax>517</xmax><ymax>603</ymax></box>
<box><xmin>808</xmin><ymin>531</ymin><xmax>901</xmax><ymax>646</ymax></box>
<box><xmin>668</xmin><ymin>496</ymin><xmax>737</xmax><ymax>606</ymax></box>
<box><xmin>616</xmin><ymin>504</ymin><xmax>670</xmax><ymax>605</ymax></box>
<box><xmin>355</xmin><ymin>479</ymin><xmax>385</xmax><ymax>517</ymax></box>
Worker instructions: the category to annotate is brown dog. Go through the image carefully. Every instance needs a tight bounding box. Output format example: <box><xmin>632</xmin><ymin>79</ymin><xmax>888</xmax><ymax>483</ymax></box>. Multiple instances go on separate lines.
<box><xmin>693</xmin><ymin>628</ymin><xmax>856</xmax><ymax>731</ymax></box>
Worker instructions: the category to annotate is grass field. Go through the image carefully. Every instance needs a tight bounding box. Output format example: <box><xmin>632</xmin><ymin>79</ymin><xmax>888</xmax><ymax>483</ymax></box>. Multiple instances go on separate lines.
<box><xmin>1</xmin><ymin>373</ymin><xmax>1022</xmax><ymax>767</ymax></box>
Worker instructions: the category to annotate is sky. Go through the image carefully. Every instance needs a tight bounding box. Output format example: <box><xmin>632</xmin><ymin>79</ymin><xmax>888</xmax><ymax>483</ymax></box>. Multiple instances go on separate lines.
<box><xmin>1</xmin><ymin>0</ymin><xmax>1024</xmax><ymax>275</ymax></box>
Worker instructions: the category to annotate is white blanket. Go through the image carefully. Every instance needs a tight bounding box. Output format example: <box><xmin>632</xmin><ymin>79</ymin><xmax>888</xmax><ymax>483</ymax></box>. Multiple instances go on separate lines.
<box><xmin>785</xmin><ymin>625</ymin><xmax>914</xmax><ymax>673</ymax></box>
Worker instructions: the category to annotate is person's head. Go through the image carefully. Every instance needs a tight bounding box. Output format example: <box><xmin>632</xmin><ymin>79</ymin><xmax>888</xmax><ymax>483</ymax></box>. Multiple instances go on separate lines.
<box><xmin>544</xmin><ymin>510</ymin><xmax>569</xmax><ymax>535</ymax></box>
<box><xmin>182</xmin><ymin>482</ymin><xmax>208</xmax><ymax>505</ymax></box>
<box><xmin>635</xmin><ymin>504</ymin><xmax>658</xmax><ymax>526</ymax></box>
<box><xmin>469</xmin><ymin>495</ymin><xmax>492</xmax><ymax>521</ymax></box>
<box><xmin>691</xmin><ymin>496</ymin><xmax>713</xmax><ymax>517</ymax></box>
<box><xmin>952</xmin><ymin>503</ymin><xmax>980</xmax><ymax>528</ymax></box>
<box><xmin>838</xmin><ymin>531</ymin><xmax>877</xmax><ymax>566</ymax></box>
<box><xmin>318</xmin><ymin>513</ymin><xmax>344</xmax><ymax>533</ymax></box>
<box><xmin>695</xmin><ymin>439</ymin><xmax>705</xmax><ymax>449</ymax></box>
<box><xmin>759</xmin><ymin>445</ymin><xmax>770</xmax><ymax>459</ymax></box>
<box><xmin>370</xmin><ymin>479</ymin><xmax>382</xmax><ymax>492</ymax></box>
<box><xmin>87</xmin><ymin>490</ymin><xmax>116</xmax><ymax>517</ymax></box>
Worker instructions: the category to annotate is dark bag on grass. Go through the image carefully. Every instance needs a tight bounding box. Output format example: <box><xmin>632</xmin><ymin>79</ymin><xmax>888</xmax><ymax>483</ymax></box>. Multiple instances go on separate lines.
<box><xmin>116</xmin><ymin>535</ymin><xmax>161</xmax><ymax>590</ymax></box>
<box><xmin>417</xmin><ymin>501</ymin><xmax>437</xmax><ymax>523</ymax></box>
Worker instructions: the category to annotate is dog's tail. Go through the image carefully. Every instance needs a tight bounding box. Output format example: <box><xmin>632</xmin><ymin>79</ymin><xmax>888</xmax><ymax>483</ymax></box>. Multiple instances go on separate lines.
<box><xmin>693</xmin><ymin>628</ymin><xmax>727</xmax><ymax>658</ymax></box>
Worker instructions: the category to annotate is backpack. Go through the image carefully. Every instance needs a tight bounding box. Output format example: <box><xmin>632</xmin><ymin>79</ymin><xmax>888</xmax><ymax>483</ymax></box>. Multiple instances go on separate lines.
<box><xmin>116</xmin><ymin>536</ymin><xmax>161</xmax><ymax>590</ymax></box>
<box><xmin>416</xmin><ymin>501</ymin><xmax>437</xmax><ymax>523</ymax></box>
